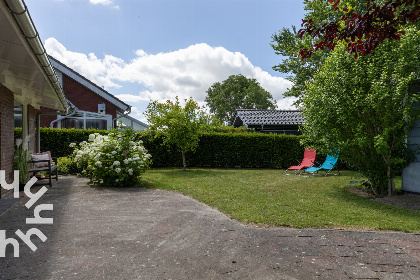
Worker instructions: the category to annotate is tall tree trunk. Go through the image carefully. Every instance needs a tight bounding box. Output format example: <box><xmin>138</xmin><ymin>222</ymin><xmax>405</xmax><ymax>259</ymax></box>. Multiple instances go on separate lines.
<box><xmin>181</xmin><ymin>146</ymin><xmax>187</xmax><ymax>171</ymax></box>
<box><xmin>387</xmin><ymin>166</ymin><xmax>395</xmax><ymax>196</ymax></box>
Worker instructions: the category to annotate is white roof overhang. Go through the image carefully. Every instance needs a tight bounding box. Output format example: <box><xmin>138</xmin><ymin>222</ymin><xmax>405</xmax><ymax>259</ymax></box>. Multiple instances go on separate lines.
<box><xmin>0</xmin><ymin>0</ymin><xmax>68</xmax><ymax>112</ymax></box>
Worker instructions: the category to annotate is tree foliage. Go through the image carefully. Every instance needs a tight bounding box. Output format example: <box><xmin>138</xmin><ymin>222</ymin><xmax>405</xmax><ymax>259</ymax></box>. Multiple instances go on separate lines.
<box><xmin>301</xmin><ymin>26</ymin><xmax>420</xmax><ymax>196</ymax></box>
<box><xmin>271</xmin><ymin>0</ymin><xmax>364</xmax><ymax>103</ymax></box>
<box><xmin>144</xmin><ymin>97</ymin><xmax>212</xmax><ymax>170</ymax></box>
<box><xmin>205</xmin><ymin>74</ymin><xmax>276</xmax><ymax>124</ymax></box>
<box><xmin>299</xmin><ymin>0</ymin><xmax>420</xmax><ymax>59</ymax></box>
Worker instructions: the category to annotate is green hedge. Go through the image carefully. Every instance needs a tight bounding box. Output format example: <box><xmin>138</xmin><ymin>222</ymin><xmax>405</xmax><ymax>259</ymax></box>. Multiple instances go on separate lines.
<box><xmin>15</xmin><ymin>127</ymin><xmax>347</xmax><ymax>169</ymax></box>
<box><xmin>191</xmin><ymin>133</ymin><xmax>305</xmax><ymax>169</ymax></box>
<box><xmin>136</xmin><ymin>131</ymin><xmax>309</xmax><ymax>169</ymax></box>
<box><xmin>14</xmin><ymin>127</ymin><xmax>109</xmax><ymax>157</ymax></box>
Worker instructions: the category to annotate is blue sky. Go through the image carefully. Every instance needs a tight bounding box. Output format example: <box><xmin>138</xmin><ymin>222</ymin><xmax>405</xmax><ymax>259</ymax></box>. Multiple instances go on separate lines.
<box><xmin>26</xmin><ymin>0</ymin><xmax>306</xmax><ymax>122</ymax></box>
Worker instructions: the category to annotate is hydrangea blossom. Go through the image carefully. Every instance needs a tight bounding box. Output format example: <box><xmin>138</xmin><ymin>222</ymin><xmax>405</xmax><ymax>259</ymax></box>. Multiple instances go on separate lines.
<box><xmin>70</xmin><ymin>128</ymin><xmax>151</xmax><ymax>187</ymax></box>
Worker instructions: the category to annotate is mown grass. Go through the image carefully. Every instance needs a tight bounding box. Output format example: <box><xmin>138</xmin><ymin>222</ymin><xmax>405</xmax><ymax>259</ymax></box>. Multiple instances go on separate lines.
<box><xmin>142</xmin><ymin>169</ymin><xmax>420</xmax><ymax>233</ymax></box>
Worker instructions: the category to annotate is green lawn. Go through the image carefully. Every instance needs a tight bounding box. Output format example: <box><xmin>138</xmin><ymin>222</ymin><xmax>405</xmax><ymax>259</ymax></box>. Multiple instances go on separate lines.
<box><xmin>142</xmin><ymin>169</ymin><xmax>420</xmax><ymax>233</ymax></box>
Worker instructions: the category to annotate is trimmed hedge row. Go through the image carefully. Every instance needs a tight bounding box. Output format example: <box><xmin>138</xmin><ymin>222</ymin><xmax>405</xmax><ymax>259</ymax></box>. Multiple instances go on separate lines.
<box><xmin>14</xmin><ymin>127</ymin><xmax>109</xmax><ymax>157</ymax></box>
<box><xmin>15</xmin><ymin>127</ymin><xmax>345</xmax><ymax>169</ymax></box>
<box><xmin>140</xmin><ymin>133</ymin><xmax>306</xmax><ymax>169</ymax></box>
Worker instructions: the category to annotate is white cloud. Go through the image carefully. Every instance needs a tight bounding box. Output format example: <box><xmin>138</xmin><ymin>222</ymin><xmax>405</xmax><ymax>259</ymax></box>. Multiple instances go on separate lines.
<box><xmin>89</xmin><ymin>0</ymin><xmax>112</xmax><ymax>5</ymax></box>
<box><xmin>45</xmin><ymin>38</ymin><xmax>296</xmax><ymax>119</ymax></box>
<box><xmin>89</xmin><ymin>0</ymin><xmax>119</xmax><ymax>9</ymax></box>
<box><xmin>46</xmin><ymin>38</ymin><xmax>123</xmax><ymax>89</ymax></box>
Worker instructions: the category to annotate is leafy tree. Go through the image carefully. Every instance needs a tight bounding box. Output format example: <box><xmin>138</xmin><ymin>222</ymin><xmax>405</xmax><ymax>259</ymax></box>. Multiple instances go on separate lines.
<box><xmin>271</xmin><ymin>26</ymin><xmax>326</xmax><ymax>104</ymax></box>
<box><xmin>301</xmin><ymin>26</ymin><xmax>420</xmax><ymax>196</ymax></box>
<box><xmin>205</xmin><ymin>74</ymin><xmax>276</xmax><ymax>124</ymax></box>
<box><xmin>299</xmin><ymin>0</ymin><xmax>420</xmax><ymax>59</ymax></box>
<box><xmin>144</xmin><ymin>97</ymin><xmax>212</xmax><ymax>171</ymax></box>
<box><xmin>271</xmin><ymin>0</ymin><xmax>364</xmax><ymax>103</ymax></box>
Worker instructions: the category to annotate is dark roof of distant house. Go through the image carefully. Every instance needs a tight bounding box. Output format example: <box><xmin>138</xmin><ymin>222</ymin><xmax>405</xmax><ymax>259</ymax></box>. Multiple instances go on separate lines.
<box><xmin>48</xmin><ymin>55</ymin><xmax>131</xmax><ymax>112</ymax></box>
<box><xmin>233</xmin><ymin>109</ymin><xmax>304</xmax><ymax>127</ymax></box>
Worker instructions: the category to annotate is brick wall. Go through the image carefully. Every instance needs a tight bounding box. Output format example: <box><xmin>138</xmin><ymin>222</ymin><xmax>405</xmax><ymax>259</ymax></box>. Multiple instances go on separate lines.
<box><xmin>0</xmin><ymin>84</ymin><xmax>15</xmax><ymax>185</ymax></box>
<box><xmin>39</xmin><ymin>73</ymin><xmax>120</xmax><ymax>128</ymax></box>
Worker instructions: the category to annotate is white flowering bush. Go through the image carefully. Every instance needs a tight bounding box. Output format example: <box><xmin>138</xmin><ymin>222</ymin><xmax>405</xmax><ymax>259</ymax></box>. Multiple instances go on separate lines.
<box><xmin>70</xmin><ymin>127</ymin><xmax>151</xmax><ymax>187</ymax></box>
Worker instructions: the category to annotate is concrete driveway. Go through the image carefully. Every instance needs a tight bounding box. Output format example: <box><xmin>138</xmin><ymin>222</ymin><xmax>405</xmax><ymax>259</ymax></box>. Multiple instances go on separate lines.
<box><xmin>0</xmin><ymin>175</ymin><xmax>419</xmax><ymax>279</ymax></box>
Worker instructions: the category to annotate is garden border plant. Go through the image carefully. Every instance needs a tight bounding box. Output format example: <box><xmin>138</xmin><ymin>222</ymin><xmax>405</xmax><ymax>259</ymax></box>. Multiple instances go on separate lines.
<box><xmin>70</xmin><ymin>126</ymin><xmax>151</xmax><ymax>187</ymax></box>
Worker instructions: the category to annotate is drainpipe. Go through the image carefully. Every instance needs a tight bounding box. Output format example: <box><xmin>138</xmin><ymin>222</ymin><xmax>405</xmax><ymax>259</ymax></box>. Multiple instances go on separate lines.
<box><xmin>49</xmin><ymin>109</ymin><xmax>77</xmax><ymax>128</ymax></box>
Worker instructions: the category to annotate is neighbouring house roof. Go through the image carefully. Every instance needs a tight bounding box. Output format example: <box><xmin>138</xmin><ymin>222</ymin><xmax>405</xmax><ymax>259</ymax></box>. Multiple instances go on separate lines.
<box><xmin>48</xmin><ymin>55</ymin><xmax>131</xmax><ymax>113</ymax></box>
<box><xmin>0</xmin><ymin>1</ymin><xmax>68</xmax><ymax>112</ymax></box>
<box><xmin>118</xmin><ymin>113</ymin><xmax>148</xmax><ymax>129</ymax></box>
<box><xmin>233</xmin><ymin>109</ymin><xmax>304</xmax><ymax>127</ymax></box>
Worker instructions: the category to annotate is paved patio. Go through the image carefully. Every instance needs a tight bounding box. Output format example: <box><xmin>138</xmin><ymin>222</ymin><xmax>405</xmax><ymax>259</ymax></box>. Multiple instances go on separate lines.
<box><xmin>0</xmin><ymin>175</ymin><xmax>419</xmax><ymax>279</ymax></box>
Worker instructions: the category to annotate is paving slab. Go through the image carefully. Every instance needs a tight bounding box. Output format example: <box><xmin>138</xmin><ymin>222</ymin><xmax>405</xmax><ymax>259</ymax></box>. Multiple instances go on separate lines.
<box><xmin>0</xmin><ymin>175</ymin><xmax>419</xmax><ymax>280</ymax></box>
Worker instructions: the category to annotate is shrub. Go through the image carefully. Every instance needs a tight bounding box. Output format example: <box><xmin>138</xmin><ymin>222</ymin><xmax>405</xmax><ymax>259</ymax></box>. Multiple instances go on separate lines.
<box><xmin>57</xmin><ymin>156</ymin><xmax>81</xmax><ymax>175</ymax></box>
<box><xmin>71</xmin><ymin>127</ymin><xmax>151</xmax><ymax>187</ymax></box>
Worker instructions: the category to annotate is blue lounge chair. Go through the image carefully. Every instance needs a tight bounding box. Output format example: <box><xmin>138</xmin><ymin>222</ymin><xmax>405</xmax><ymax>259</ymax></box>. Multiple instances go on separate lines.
<box><xmin>302</xmin><ymin>154</ymin><xmax>339</xmax><ymax>176</ymax></box>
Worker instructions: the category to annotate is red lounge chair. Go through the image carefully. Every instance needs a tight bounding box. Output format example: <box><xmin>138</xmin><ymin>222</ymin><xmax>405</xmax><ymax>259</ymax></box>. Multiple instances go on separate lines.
<box><xmin>285</xmin><ymin>148</ymin><xmax>316</xmax><ymax>175</ymax></box>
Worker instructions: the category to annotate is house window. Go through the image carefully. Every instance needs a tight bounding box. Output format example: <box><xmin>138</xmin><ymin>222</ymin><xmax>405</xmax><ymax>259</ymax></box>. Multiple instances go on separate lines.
<box><xmin>14</xmin><ymin>106</ymin><xmax>22</xmax><ymax>128</ymax></box>
<box><xmin>61</xmin><ymin>118</ymin><xmax>83</xmax><ymax>129</ymax></box>
<box><xmin>61</xmin><ymin>118</ymin><xmax>107</xmax><ymax>130</ymax></box>
<box><xmin>86</xmin><ymin>119</ymin><xmax>107</xmax><ymax>130</ymax></box>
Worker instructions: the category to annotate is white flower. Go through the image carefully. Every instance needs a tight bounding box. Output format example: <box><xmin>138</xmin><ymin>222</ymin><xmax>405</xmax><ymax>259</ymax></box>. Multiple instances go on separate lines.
<box><xmin>111</xmin><ymin>151</ymin><xmax>117</xmax><ymax>155</ymax></box>
<box><xmin>116</xmin><ymin>179</ymin><xmax>119</xmax><ymax>182</ymax></box>
<box><xmin>88</xmin><ymin>134</ymin><xmax>95</xmax><ymax>141</ymax></box>
<box><xmin>69</xmin><ymin>143</ymin><xmax>76</xmax><ymax>148</ymax></box>
<box><xmin>133</xmin><ymin>154</ymin><xmax>139</xmax><ymax>159</ymax></box>
<box><xmin>22</xmin><ymin>136</ymin><xmax>30</xmax><ymax>151</ymax></box>
<box><xmin>16</xmin><ymin>139</ymin><xmax>22</xmax><ymax>147</ymax></box>
<box><xmin>113</xmin><ymin>161</ymin><xmax>120</xmax><ymax>166</ymax></box>
<box><xmin>115</xmin><ymin>168</ymin><xmax>121</xmax><ymax>173</ymax></box>
<box><xmin>128</xmin><ymin>168</ymin><xmax>133</xmax><ymax>175</ymax></box>
<box><xmin>95</xmin><ymin>161</ymin><xmax>102</xmax><ymax>167</ymax></box>
<box><xmin>123</xmin><ymin>159</ymin><xmax>129</xmax><ymax>164</ymax></box>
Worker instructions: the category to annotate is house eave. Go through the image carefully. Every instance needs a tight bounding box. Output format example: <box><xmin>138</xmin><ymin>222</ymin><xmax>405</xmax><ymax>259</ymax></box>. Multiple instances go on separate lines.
<box><xmin>0</xmin><ymin>0</ymin><xmax>68</xmax><ymax>112</ymax></box>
